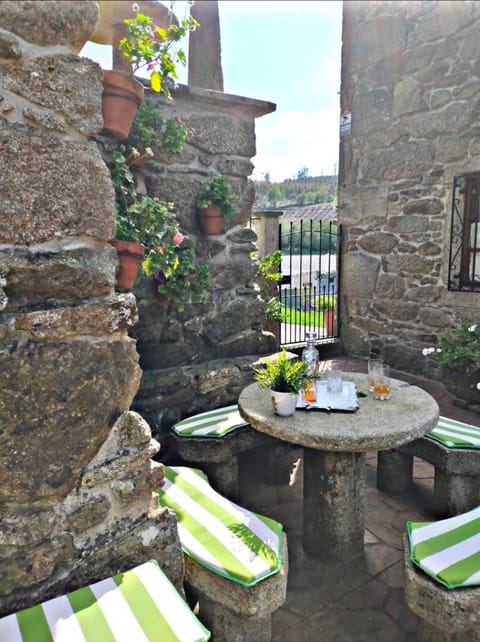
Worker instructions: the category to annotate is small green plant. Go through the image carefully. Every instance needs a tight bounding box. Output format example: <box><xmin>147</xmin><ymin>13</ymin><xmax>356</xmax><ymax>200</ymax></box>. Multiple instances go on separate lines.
<box><xmin>423</xmin><ymin>319</ymin><xmax>480</xmax><ymax>375</ymax></box>
<box><xmin>254</xmin><ymin>250</ymin><xmax>283</xmax><ymax>322</ymax></box>
<box><xmin>126</xmin><ymin>98</ymin><xmax>187</xmax><ymax>161</ymax></box>
<box><xmin>119</xmin><ymin>4</ymin><xmax>199</xmax><ymax>97</ymax></box>
<box><xmin>253</xmin><ymin>349</ymin><xmax>308</xmax><ymax>394</ymax></box>
<box><xmin>195</xmin><ymin>174</ymin><xmax>238</xmax><ymax>221</ymax></box>
<box><xmin>317</xmin><ymin>295</ymin><xmax>336</xmax><ymax>311</ymax></box>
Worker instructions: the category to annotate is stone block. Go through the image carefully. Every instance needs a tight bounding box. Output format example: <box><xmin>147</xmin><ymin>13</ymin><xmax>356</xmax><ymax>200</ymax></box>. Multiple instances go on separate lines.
<box><xmin>0</xmin><ymin>1</ymin><xmax>98</xmax><ymax>51</ymax></box>
<box><xmin>0</xmin><ymin>120</ymin><xmax>114</xmax><ymax>244</ymax></box>
<box><xmin>342</xmin><ymin>252</ymin><xmax>380</xmax><ymax>297</ymax></box>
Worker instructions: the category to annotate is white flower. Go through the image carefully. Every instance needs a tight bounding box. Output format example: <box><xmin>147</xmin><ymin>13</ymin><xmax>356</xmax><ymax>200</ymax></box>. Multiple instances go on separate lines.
<box><xmin>477</xmin><ymin>383</ymin><xmax>480</xmax><ymax>391</ymax></box>
<box><xmin>469</xmin><ymin>324</ymin><xmax>477</xmax><ymax>332</ymax></box>
<box><xmin>436</xmin><ymin>348</ymin><xmax>442</xmax><ymax>352</ymax></box>
<box><xmin>422</xmin><ymin>347</ymin><xmax>436</xmax><ymax>356</ymax></box>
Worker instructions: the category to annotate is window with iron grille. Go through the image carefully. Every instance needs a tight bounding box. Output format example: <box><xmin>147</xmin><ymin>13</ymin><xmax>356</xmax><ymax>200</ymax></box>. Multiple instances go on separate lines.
<box><xmin>449</xmin><ymin>172</ymin><xmax>480</xmax><ymax>291</ymax></box>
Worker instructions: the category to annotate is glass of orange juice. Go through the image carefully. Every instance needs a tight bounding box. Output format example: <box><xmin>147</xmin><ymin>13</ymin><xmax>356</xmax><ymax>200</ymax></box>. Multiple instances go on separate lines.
<box><xmin>373</xmin><ymin>365</ymin><xmax>391</xmax><ymax>400</ymax></box>
<box><xmin>368</xmin><ymin>358</ymin><xmax>383</xmax><ymax>392</ymax></box>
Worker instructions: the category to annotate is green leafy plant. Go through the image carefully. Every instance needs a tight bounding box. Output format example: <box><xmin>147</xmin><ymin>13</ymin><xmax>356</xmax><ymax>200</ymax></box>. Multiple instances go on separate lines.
<box><xmin>423</xmin><ymin>320</ymin><xmax>480</xmax><ymax>375</ymax></box>
<box><xmin>126</xmin><ymin>98</ymin><xmax>187</xmax><ymax>161</ymax></box>
<box><xmin>253</xmin><ymin>349</ymin><xmax>309</xmax><ymax>394</ymax></box>
<box><xmin>110</xmin><ymin>147</ymin><xmax>209</xmax><ymax>311</ymax></box>
<box><xmin>254</xmin><ymin>250</ymin><xmax>283</xmax><ymax>322</ymax></box>
<box><xmin>317</xmin><ymin>295</ymin><xmax>336</xmax><ymax>311</ymax></box>
<box><xmin>119</xmin><ymin>4</ymin><xmax>199</xmax><ymax>97</ymax></box>
<box><xmin>195</xmin><ymin>174</ymin><xmax>238</xmax><ymax>221</ymax></box>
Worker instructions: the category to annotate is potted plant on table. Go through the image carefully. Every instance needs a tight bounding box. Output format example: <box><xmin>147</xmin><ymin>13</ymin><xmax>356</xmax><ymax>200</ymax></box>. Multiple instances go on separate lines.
<box><xmin>422</xmin><ymin>319</ymin><xmax>480</xmax><ymax>405</ymax></box>
<box><xmin>195</xmin><ymin>174</ymin><xmax>238</xmax><ymax>235</ymax></box>
<box><xmin>253</xmin><ymin>349</ymin><xmax>308</xmax><ymax>417</ymax></box>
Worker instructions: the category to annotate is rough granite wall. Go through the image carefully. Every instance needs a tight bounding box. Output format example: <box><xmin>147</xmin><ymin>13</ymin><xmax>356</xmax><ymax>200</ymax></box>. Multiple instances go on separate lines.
<box><xmin>0</xmin><ymin>1</ymin><xmax>183</xmax><ymax>616</ymax></box>
<box><xmin>125</xmin><ymin>85</ymin><xmax>278</xmax><ymax>442</ymax></box>
<box><xmin>339</xmin><ymin>0</ymin><xmax>480</xmax><ymax>377</ymax></box>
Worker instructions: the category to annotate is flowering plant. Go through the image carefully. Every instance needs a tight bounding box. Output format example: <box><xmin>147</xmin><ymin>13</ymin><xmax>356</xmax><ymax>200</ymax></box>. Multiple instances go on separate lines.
<box><xmin>119</xmin><ymin>3</ymin><xmax>199</xmax><ymax>98</ymax></box>
<box><xmin>423</xmin><ymin>320</ymin><xmax>480</xmax><ymax>376</ymax></box>
<box><xmin>111</xmin><ymin>148</ymin><xmax>209</xmax><ymax>311</ymax></box>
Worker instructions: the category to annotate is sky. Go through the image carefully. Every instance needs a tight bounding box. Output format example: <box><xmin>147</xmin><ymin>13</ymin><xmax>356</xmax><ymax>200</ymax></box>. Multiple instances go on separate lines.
<box><xmin>80</xmin><ymin>0</ymin><xmax>343</xmax><ymax>183</ymax></box>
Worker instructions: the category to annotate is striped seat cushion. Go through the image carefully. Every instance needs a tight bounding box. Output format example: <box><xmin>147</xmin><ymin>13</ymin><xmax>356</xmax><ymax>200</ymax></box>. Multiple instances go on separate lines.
<box><xmin>426</xmin><ymin>416</ymin><xmax>480</xmax><ymax>448</ymax></box>
<box><xmin>157</xmin><ymin>466</ymin><xmax>283</xmax><ymax>587</ymax></box>
<box><xmin>172</xmin><ymin>405</ymin><xmax>248</xmax><ymax>438</ymax></box>
<box><xmin>407</xmin><ymin>505</ymin><xmax>480</xmax><ymax>589</ymax></box>
<box><xmin>0</xmin><ymin>560</ymin><xmax>210</xmax><ymax>642</ymax></box>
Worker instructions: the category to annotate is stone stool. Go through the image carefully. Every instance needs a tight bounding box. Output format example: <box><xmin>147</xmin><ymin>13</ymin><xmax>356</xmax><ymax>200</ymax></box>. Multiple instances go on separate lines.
<box><xmin>403</xmin><ymin>534</ymin><xmax>480</xmax><ymax>641</ymax></box>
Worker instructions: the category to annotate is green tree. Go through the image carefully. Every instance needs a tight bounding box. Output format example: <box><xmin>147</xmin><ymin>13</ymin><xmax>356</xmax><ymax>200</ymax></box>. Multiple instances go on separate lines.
<box><xmin>295</xmin><ymin>192</ymin><xmax>306</xmax><ymax>205</ymax></box>
<box><xmin>297</xmin><ymin>166</ymin><xmax>309</xmax><ymax>181</ymax></box>
<box><xmin>267</xmin><ymin>185</ymin><xmax>284</xmax><ymax>207</ymax></box>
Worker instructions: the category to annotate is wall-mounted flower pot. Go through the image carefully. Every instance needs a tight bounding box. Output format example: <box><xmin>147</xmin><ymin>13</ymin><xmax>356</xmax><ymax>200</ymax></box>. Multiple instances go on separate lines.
<box><xmin>197</xmin><ymin>204</ymin><xmax>224</xmax><ymax>235</ymax></box>
<box><xmin>110</xmin><ymin>240</ymin><xmax>145</xmax><ymax>290</ymax></box>
<box><xmin>102</xmin><ymin>70</ymin><xmax>144</xmax><ymax>139</ymax></box>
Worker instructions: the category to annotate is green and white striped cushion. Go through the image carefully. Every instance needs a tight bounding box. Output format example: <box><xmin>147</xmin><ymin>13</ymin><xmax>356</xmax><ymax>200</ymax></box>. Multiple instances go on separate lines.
<box><xmin>0</xmin><ymin>560</ymin><xmax>210</xmax><ymax>642</ymax></box>
<box><xmin>157</xmin><ymin>466</ymin><xmax>283</xmax><ymax>587</ymax></box>
<box><xmin>172</xmin><ymin>405</ymin><xmax>248</xmax><ymax>438</ymax></box>
<box><xmin>426</xmin><ymin>416</ymin><xmax>480</xmax><ymax>448</ymax></box>
<box><xmin>407</xmin><ymin>505</ymin><xmax>480</xmax><ymax>589</ymax></box>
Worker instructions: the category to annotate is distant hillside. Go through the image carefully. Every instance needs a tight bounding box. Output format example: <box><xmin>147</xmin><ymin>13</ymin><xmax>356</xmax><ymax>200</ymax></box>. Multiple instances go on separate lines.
<box><xmin>254</xmin><ymin>174</ymin><xmax>338</xmax><ymax>209</ymax></box>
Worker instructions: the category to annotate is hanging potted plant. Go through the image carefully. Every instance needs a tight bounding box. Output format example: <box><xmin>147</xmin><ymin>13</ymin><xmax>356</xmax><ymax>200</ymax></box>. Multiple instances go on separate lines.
<box><xmin>195</xmin><ymin>173</ymin><xmax>238</xmax><ymax>235</ymax></box>
<box><xmin>253</xmin><ymin>349</ymin><xmax>309</xmax><ymax>417</ymax></box>
<box><xmin>93</xmin><ymin>1</ymin><xmax>198</xmax><ymax>139</ymax></box>
<box><xmin>125</xmin><ymin>97</ymin><xmax>187</xmax><ymax>165</ymax></box>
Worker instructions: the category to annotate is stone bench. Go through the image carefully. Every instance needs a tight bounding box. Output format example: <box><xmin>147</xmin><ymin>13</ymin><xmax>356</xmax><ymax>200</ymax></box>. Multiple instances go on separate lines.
<box><xmin>157</xmin><ymin>465</ymin><xmax>288</xmax><ymax>642</ymax></box>
<box><xmin>0</xmin><ymin>559</ymin><xmax>210</xmax><ymax>642</ymax></box>
<box><xmin>402</xmin><ymin>502</ymin><xmax>480</xmax><ymax>642</ymax></box>
<box><xmin>377</xmin><ymin>416</ymin><xmax>480</xmax><ymax>516</ymax></box>
<box><xmin>169</xmin><ymin>404</ymin><xmax>279</xmax><ymax>500</ymax></box>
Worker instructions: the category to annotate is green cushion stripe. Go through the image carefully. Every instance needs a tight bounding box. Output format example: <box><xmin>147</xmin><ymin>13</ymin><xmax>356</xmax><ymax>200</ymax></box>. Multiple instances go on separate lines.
<box><xmin>427</xmin><ymin>416</ymin><xmax>480</xmax><ymax>448</ymax></box>
<box><xmin>174</xmin><ymin>418</ymin><xmax>240</xmax><ymax>436</ymax></box>
<box><xmin>174</xmin><ymin>406</ymin><xmax>239</xmax><ymax>427</ymax></box>
<box><xmin>158</xmin><ymin>480</ymin><xmax>255</xmax><ymax>584</ymax></box>
<box><xmin>16</xmin><ymin>605</ymin><xmax>53</xmax><ymax>642</ymax></box>
<box><xmin>410</xmin><ymin>517</ymin><xmax>480</xmax><ymax>559</ymax></box>
<box><xmin>112</xmin><ymin>569</ymin><xmax>179</xmax><ymax>642</ymax></box>
<box><xmin>255</xmin><ymin>511</ymin><xmax>284</xmax><ymax>537</ymax></box>
<box><xmin>439</xmin><ymin>549</ymin><xmax>480</xmax><ymax>587</ymax></box>
<box><xmin>67</xmin><ymin>586</ymin><xmax>116</xmax><ymax>642</ymax></box>
<box><xmin>163</xmin><ymin>467</ymin><xmax>280</xmax><ymax>568</ymax></box>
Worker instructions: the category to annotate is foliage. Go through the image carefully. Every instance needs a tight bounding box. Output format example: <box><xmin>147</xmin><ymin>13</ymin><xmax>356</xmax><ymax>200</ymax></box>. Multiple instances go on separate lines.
<box><xmin>119</xmin><ymin>3</ymin><xmax>199</xmax><ymax>97</ymax></box>
<box><xmin>317</xmin><ymin>295</ymin><xmax>336</xmax><ymax>310</ymax></box>
<box><xmin>423</xmin><ymin>320</ymin><xmax>480</xmax><ymax>375</ymax></box>
<box><xmin>195</xmin><ymin>174</ymin><xmax>238</xmax><ymax>220</ymax></box>
<box><xmin>111</xmin><ymin>148</ymin><xmax>209</xmax><ymax>311</ymax></box>
<box><xmin>281</xmin><ymin>222</ymin><xmax>338</xmax><ymax>255</ymax></box>
<box><xmin>254</xmin><ymin>174</ymin><xmax>337</xmax><ymax>210</ymax></box>
<box><xmin>126</xmin><ymin>97</ymin><xmax>187</xmax><ymax>161</ymax></box>
<box><xmin>253</xmin><ymin>349</ymin><xmax>309</xmax><ymax>394</ymax></box>
<box><xmin>267</xmin><ymin>185</ymin><xmax>284</xmax><ymax>207</ymax></box>
<box><xmin>254</xmin><ymin>250</ymin><xmax>283</xmax><ymax>322</ymax></box>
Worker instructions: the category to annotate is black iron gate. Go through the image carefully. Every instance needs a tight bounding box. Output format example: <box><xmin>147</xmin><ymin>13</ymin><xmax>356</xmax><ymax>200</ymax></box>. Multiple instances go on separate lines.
<box><xmin>278</xmin><ymin>220</ymin><xmax>341</xmax><ymax>347</ymax></box>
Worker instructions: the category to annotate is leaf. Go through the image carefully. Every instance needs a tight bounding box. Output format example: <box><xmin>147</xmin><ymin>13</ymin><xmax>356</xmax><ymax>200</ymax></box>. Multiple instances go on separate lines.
<box><xmin>150</xmin><ymin>70</ymin><xmax>162</xmax><ymax>93</ymax></box>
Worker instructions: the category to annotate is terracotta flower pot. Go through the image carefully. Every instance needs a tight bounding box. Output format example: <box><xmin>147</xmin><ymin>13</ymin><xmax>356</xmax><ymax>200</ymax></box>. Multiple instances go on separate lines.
<box><xmin>110</xmin><ymin>240</ymin><xmax>145</xmax><ymax>290</ymax></box>
<box><xmin>102</xmin><ymin>70</ymin><xmax>144</xmax><ymax>139</ymax></box>
<box><xmin>197</xmin><ymin>204</ymin><xmax>224</xmax><ymax>235</ymax></box>
<box><xmin>323</xmin><ymin>309</ymin><xmax>336</xmax><ymax>336</ymax></box>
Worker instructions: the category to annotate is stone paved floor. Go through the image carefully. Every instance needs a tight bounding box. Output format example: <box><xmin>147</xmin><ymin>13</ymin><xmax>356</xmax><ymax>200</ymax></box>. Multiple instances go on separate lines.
<box><xmin>237</xmin><ymin>356</ymin><xmax>480</xmax><ymax>642</ymax></box>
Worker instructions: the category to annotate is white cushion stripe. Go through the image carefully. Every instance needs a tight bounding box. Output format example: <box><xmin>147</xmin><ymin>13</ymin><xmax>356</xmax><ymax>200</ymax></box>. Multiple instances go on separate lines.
<box><xmin>0</xmin><ymin>613</ymin><xmax>22</xmax><ymax>642</ymax></box>
<box><xmin>41</xmin><ymin>595</ymin><xmax>86</xmax><ymax>642</ymax></box>
<box><xmin>162</xmin><ymin>477</ymin><xmax>271</xmax><ymax>578</ymax></box>
<box><xmin>432</xmin><ymin>428</ymin><xmax>480</xmax><ymax>446</ymax></box>
<box><xmin>133</xmin><ymin>562</ymin><xmax>207</xmax><ymax>642</ymax></box>
<box><xmin>175</xmin><ymin>523</ymin><xmax>228</xmax><ymax>576</ymax></box>
<box><xmin>176</xmin><ymin>468</ymin><xmax>279</xmax><ymax>547</ymax></box>
<box><xmin>410</xmin><ymin>506</ymin><xmax>480</xmax><ymax>546</ymax></box>
<box><xmin>89</xmin><ymin>577</ymin><xmax>149</xmax><ymax>642</ymax></box>
<box><xmin>420</xmin><ymin>532</ymin><xmax>480</xmax><ymax>576</ymax></box>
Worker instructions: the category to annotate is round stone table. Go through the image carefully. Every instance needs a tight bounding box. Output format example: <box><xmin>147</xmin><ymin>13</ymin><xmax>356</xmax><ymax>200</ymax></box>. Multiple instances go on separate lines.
<box><xmin>238</xmin><ymin>373</ymin><xmax>439</xmax><ymax>562</ymax></box>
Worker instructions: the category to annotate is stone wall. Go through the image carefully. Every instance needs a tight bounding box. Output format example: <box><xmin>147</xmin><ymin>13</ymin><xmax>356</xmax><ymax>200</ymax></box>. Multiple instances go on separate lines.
<box><xmin>125</xmin><ymin>85</ymin><xmax>278</xmax><ymax>441</ymax></box>
<box><xmin>0</xmin><ymin>1</ymin><xmax>183</xmax><ymax>616</ymax></box>
<box><xmin>339</xmin><ymin>0</ymin><xmax>480</xmax><ymax>377</ymax></box>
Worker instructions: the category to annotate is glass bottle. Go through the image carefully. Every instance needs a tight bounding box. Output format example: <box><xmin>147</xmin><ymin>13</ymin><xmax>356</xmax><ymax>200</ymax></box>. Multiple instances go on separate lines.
<box><xmin>302</xmin><ymin>331</ymin><xmax>319</xmax><ymax>402</ymax></box>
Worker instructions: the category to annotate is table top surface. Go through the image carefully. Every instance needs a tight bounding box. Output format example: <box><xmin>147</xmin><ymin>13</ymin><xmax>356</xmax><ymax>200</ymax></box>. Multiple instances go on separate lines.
<box><xmin>238</xmin><ymin>372</ymin><xmax>440</xmax><ymax>452</ymax></box>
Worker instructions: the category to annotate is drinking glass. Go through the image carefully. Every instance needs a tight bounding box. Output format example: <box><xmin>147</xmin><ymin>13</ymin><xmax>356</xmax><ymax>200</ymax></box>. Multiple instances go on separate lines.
<box><xmin>368</xmin><ymin>358</ymin><xmax>383</xmax><ymax>393</ymax></box>
<box><xmin>373</xmin><ymin>365</ymin><xmax>391</xmax><ymax>400</ymax></box>
<box><xmin>326</xmin><ymin>364</ymin><xmax>343</xmax><ymax>394</ymax></box>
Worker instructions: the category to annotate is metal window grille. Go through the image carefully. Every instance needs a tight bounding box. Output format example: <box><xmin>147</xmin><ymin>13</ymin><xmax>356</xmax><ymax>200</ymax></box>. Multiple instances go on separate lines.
<box><xmin>449</xmin><ymin>172</ymin><xmax>480</xmax><ymax>291</ymax></box>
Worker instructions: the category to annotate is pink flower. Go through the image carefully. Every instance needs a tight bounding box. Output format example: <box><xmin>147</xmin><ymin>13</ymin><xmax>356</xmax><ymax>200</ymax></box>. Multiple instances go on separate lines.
<box><xmin>147</xmin><ymin>63</ymin><xmax>155</xmax><ymax>71</ymax></box>
<box><xmin>173</xmin><ymin>231</ymin><xmax>184</xmax><ymax>246</ymax></box>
